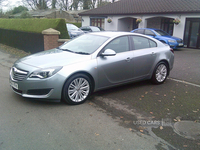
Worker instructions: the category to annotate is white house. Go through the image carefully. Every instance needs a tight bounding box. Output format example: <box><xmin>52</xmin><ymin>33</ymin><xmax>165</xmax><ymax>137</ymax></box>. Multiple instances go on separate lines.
<box><xmin>79</xmin><ymin>0</ymin><xmax>200</xmax><ymax>49</ymax></box>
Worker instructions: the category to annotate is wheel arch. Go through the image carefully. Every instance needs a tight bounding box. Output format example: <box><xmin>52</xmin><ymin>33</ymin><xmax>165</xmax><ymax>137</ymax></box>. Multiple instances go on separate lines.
<box><xmin>156</xmin><ymin>60</ymin><xmax>170</xmax><ymax>76</ymax></box>
<box><xmin>62</xmin><ymin>71</ymin><xmax>95</xmax><ymax>93</ymax></box>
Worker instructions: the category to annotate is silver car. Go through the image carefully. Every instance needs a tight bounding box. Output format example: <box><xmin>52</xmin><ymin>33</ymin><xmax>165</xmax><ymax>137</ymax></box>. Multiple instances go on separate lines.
<box><xmin>66</xmin><ymin>23</ymin><xmax>84</xmax><ymax>39</ymax></box>
<box><xmin>9</xmin><ymin>32</ymin><xmax>174</xmax><ymax>105</ymax></box>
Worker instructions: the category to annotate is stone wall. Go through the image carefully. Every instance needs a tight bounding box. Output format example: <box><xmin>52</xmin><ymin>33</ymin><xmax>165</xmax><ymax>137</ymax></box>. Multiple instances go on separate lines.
<box><xmin>42</xmin><ymin>28</ymin><xmax>69</xmax><ymax>50</ymax></box>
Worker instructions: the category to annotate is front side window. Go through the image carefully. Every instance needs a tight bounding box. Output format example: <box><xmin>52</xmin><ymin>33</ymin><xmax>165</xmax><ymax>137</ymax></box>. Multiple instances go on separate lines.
<box><xmin>67</xmin><ymin>24</ymin><xmax>79</xmax><ymax>31</ymax></box>
<box><xmin>104</xmin><ymin>36</ymin><xmax>129</xmax><ymax>53</ymax></box>
<box><xmin>130</xmin><ymin>36</ymin><xmax>157</xmax><ymax>50</ymax></box>
<box><xmin>154</xmin><ymin>30</ymin><xmax>170</xmax><ymax>36</ymax></box>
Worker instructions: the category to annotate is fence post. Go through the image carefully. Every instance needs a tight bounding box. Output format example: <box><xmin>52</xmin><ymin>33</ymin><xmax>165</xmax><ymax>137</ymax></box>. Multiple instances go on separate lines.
<box><xmin>42</xmin><ymin>28</ymin><xmax>60</xmax><ymax>51</ymax></box>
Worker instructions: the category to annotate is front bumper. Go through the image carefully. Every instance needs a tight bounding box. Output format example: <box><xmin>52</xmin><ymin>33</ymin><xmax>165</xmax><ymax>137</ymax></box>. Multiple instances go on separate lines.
<box><xmin>169</xmin><ymin>42</ymin><xmax>183</xmax><ymax>49</ymax></box>
<box><xmin>9</xmin><ymin>67</ymin><xmax>66</xmax><ymax>101</ymax></box>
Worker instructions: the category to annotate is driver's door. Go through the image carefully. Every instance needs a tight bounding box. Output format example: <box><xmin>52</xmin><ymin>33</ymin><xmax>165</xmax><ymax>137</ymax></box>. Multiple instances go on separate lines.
<box><xmin>97</xmin><ymin>36</ymin><xmax>133</xmax><ymax>88</ymax></box>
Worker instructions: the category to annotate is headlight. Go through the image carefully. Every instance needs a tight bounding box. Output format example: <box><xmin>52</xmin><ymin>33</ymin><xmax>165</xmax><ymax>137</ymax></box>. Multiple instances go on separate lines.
<box><xmin>71</xmin><ymin>32</ymin><xmax>77</xmax><ymax>36</ymax></box>
<box><xmin>29</xmin><ymin>66</ymin><xmax>63</xmax><ymax>79</ymax></box>
<box><xmin>168</xmin><ymin>40</ymin><xmax>176</xmax><ymax>43</ymax></box>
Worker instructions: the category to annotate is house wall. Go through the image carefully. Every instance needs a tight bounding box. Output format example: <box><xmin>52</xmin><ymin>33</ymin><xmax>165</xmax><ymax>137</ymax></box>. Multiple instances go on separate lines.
<box><xmin>82</xmin><ymin>16</ymin><xmax>90</xmax><ymax>26</ymax></box>
<box><xmin>82</xmin><ymin>13</ymin><xmax>200</xmax><ymax>40</ymax></box>
<box><xmin>105</xmin><ymin>17</ymin><xmax>118</xmax><ymax>31</ymax></box>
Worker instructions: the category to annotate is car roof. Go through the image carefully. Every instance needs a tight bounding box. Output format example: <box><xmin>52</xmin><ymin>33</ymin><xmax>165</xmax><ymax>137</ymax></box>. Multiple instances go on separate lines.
<box><xmin>89</xmin><ymin>31</ymin><xmax>141</xmax><ymax>38</ymax></box>
<box><xmin>81</xmin><ymin>26</ymin><xmax>97</xmax><ymax>27</ymax></box>
<box><xmin>135</xmin><ymin>28</ymin><xmax>162</xmax><ymax>31</ymax></box>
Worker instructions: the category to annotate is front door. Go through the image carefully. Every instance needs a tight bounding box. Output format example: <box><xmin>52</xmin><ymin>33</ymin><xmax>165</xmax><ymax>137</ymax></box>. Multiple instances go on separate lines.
<box><xmin>97</xmin><ymin>36</ymin><xmax>133</xmax><ymax>88</ymax></box>
<box><xmin>184</xmin><ymin>18</ymin><xmax>200</xmax><ymax>49</ymax></box>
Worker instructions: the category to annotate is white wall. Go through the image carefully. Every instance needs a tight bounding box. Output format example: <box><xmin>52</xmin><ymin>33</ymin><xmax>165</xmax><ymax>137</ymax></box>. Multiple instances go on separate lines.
<box><xmin>173</xmin><ymin>13</ymin><xmax>200</xmax><ymax>39</ymax></box>
<box><xmin>105</xmin><ymin>16</ymin><xmax>118</xmax><ymax>31</ymax></box>
<box><xmin>81</xmin><ymin>16</ymin><xmax>90</xmax><ymax>26</ymax></box>
<box><xmin>81</xmin><ymin>13</ymin><xmax>200</xmax><ymax>39</ymax></box>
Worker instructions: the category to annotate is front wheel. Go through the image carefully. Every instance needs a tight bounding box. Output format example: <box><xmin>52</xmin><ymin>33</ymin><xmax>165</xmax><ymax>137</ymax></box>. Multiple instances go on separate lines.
<box><xmin>62</xmin><ymin>74</ymin><xmax>92</xmax><ymax>105</ymax></box>
<box><xmin>151</xmin><ymin>62</ymin><xmax>168</xmax><ymax>84</ymax></box>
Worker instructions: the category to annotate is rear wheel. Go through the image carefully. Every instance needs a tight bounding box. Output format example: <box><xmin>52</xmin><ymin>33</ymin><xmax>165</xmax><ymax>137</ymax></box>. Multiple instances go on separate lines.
<box><xmin>62</xmin><ymin>74</ymin><xmax>92</xmax><ymax>105</ymax></box>
<box><xmin>151</xmin><ymin>62</ymin><xmax>168</xmax><ymax>84</ymax></box>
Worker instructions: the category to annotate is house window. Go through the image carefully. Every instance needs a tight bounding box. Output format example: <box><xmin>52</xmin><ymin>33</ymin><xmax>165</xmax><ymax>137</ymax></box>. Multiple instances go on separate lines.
<box><xmin>90</xmin><ymin>18</ymin><xmax>105</xmax><ymax>29</ymax></box>
<box><xmin>161</xmin><ymin>18</ymin><xmax>174</xmax><ymax>35</ymax></box>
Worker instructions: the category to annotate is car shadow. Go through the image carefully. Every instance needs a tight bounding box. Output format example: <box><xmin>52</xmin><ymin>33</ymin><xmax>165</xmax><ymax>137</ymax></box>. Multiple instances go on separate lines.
<box><xmin>92</xmin><ymin>80</ymin><xmax>153</xmax><ymax>97</ymax></box>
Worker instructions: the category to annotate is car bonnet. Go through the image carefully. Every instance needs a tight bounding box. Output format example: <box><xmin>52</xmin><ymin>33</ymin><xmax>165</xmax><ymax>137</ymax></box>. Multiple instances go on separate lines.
<box><xmin>14</xmin><ymin>48</ymin><xmax>91</xmax><ymax>69</ymax></box>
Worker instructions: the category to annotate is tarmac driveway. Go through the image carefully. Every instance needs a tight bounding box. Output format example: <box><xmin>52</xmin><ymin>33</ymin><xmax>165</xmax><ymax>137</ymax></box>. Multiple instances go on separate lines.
<box><xmin>170</xmin><ymin>48</ymin><xmax>200</xmax><ymax>85</ymax></box>
<box><xmin>91</xmin><ymin>48</ymin><xmax>200</xmax><ymax>149</ymax></box>
<box><xmin>0</xmin><ymin>45</ymin><xmax>199</xmax><ymax>150</ymax></box>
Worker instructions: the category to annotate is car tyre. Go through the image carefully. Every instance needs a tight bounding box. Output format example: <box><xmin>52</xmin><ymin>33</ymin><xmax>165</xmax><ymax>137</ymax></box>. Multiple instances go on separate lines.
<box><xmin>62</xmin><ymin>74</ymin><xmax>92</xmax><ymax>105</ymax></box>
<box><xmin>151</xmin><ymin>62</ymin><xmax>168</xmax><ymax>84</ymax></box>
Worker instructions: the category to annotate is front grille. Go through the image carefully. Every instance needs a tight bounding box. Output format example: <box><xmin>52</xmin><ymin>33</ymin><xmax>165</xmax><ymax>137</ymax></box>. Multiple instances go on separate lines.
<box><xmin>11</xmin><ymin>67</ymin><xmax>29</xmax><ymax>81</ymax></box>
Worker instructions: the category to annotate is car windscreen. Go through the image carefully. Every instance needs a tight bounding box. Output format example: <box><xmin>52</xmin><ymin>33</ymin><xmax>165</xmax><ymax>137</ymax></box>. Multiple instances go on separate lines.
<box><xmin>90</xmin><ymin>26</ymin><xmax>101</xmax><ymax>32</ymax></box>
<box><xmin>67</xmin><ymin>24</ymin><xmax>79</xmax><ymax>31</ymax></box>
<box><xmin>154</xmin><ymin>30</ymin><xmax>170</xmax><ymax>36</ymax></box>
<box><xmin>59</xmin><ymin>34</ymin><xmax>109</xmax><ymax>54</ymax></box>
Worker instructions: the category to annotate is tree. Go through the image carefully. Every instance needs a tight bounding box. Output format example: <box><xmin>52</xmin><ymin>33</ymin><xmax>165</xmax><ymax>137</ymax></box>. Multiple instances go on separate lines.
<box><xmin>24</xmin><ymin>0</ymin><xmax>50</xmax><ymax>10</ymax></box>
<box><xmin>91</xmin><ymin>0</ymin><xmax>97</xmax><ymax>9</ymax></box>
<box><xmin>20</xmin><ymin>11</ymin><xmax>33</xmax><ymax>18</ymax></box>
<box><xmin>12</xmin><ymin>6</ymin><xmax>29</xmax><ymax>14</ymax></box>
<box><xmin>97</xmin><ymin>0</ymin><xmax>110</xmax><ymax>7</ymax></box>
<box><xmin>52</xmin><ymin>0</ymin><xmax>57</xmax><ymax>8</ymax></box>
<box><xmin>69</xmin><ymin>0</ymin><xmax>80</xmax><ymax>10</ymax></box>
<box><xmin>58</xmin><ymin>0</ymin><xmax>69</xmax><ymax>11</ymax></box>
<box><xmin>0</xmin><ymin>9</ymin><xmax>4</xmax><ymax>18</ymax></box>
<box><xmin>82</xmin><ymin>0</ymin><xmax>91</xmax><ymax>9</ymax></box>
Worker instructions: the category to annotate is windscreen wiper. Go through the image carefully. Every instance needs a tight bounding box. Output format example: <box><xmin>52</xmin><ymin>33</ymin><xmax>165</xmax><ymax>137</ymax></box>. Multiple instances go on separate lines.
<box><xmin>75</xmin><ymin>52</ymin><xmax>90</xmax><ymax>55</ymax></box>
<box><xmin>57</xmin><ymin>47</ymin><xmax>75</xmax><ymax>53</ymax></box>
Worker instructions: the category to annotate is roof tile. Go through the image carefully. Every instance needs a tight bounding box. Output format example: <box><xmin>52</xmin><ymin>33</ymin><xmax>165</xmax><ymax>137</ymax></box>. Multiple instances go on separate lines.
<box><xmin>79</xmin><ymin>0</ymin><xmax>200</xmax><ymax>16</ymax></box>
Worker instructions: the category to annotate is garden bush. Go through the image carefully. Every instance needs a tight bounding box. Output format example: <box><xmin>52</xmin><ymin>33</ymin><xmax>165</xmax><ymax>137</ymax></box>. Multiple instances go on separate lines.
<box><xmin>0</xmin><ymin>18</ymin><xmax>69</xmax><ymax>39</ymax></box>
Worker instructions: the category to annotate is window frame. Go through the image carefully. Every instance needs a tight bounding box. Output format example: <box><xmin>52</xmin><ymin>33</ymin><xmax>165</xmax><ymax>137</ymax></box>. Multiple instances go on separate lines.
<box><xmin>98</xmin><ymin>36</ymin><xmax>131</xmax><ymax>56</ymax></box>
<box><xmin>129</xmin><ymin>35</ymin><xmax>157</xmax><ymax>50</ymax></box>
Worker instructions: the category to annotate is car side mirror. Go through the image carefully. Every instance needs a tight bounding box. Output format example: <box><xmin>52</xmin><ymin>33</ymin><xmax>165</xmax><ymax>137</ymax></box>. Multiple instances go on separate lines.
<box><xmin>100</xmin><ymin>49</ymin><xmax>116</xmax><ymax>56</ymax></box>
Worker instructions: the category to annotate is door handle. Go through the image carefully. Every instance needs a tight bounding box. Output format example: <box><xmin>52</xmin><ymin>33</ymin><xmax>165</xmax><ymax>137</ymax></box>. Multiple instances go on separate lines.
<box><xmin>152</xmin><ymin>52</ymin><xmax>156</xmax><ymax>55</ymax></box>
<box><xmin>126</xmin><ymin>57</ymin><xmax>131</xmax><ymax>62</ymax></box>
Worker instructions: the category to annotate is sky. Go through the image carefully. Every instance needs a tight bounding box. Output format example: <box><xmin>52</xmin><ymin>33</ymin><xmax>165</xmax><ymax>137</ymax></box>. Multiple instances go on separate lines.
<box><xmin>1</xmin><ymin>0</ymin><xmax>115</xmax><ymax>12</ymax></box>
<box><xmin>1</xmin><ymin>0</ymin><xmax>24</xmax><ymax>12</ymax></box>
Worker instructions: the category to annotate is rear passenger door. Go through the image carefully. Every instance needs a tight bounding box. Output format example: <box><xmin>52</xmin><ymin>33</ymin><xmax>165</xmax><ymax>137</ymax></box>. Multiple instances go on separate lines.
<box><xmin>130</xmin><ymin>36</ymin><xmax>157</xmax><ymax>79</ymax></box>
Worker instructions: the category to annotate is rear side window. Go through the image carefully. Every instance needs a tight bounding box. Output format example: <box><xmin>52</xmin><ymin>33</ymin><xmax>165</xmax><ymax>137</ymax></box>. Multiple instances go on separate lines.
<box><xmin>130</xmin><ymin>36</ymin><xmax>157</xmax><ymax>50</ymax></box>
<box><xmin>133</xmin><ymin>29</ymin><xmax>144</xmax><ymax>34</ymax></box>
<box><xmin>149</xmin><ymin>40</ymin><xmax>157</xmax><ymax>47</ymax></box>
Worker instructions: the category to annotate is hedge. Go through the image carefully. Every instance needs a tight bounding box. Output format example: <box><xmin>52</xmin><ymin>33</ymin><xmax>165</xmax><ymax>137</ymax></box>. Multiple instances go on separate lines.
<box><xmin>0</xmin><ymin>18</ymin><xmax>69</xmax><ymax>39</ymax></box>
